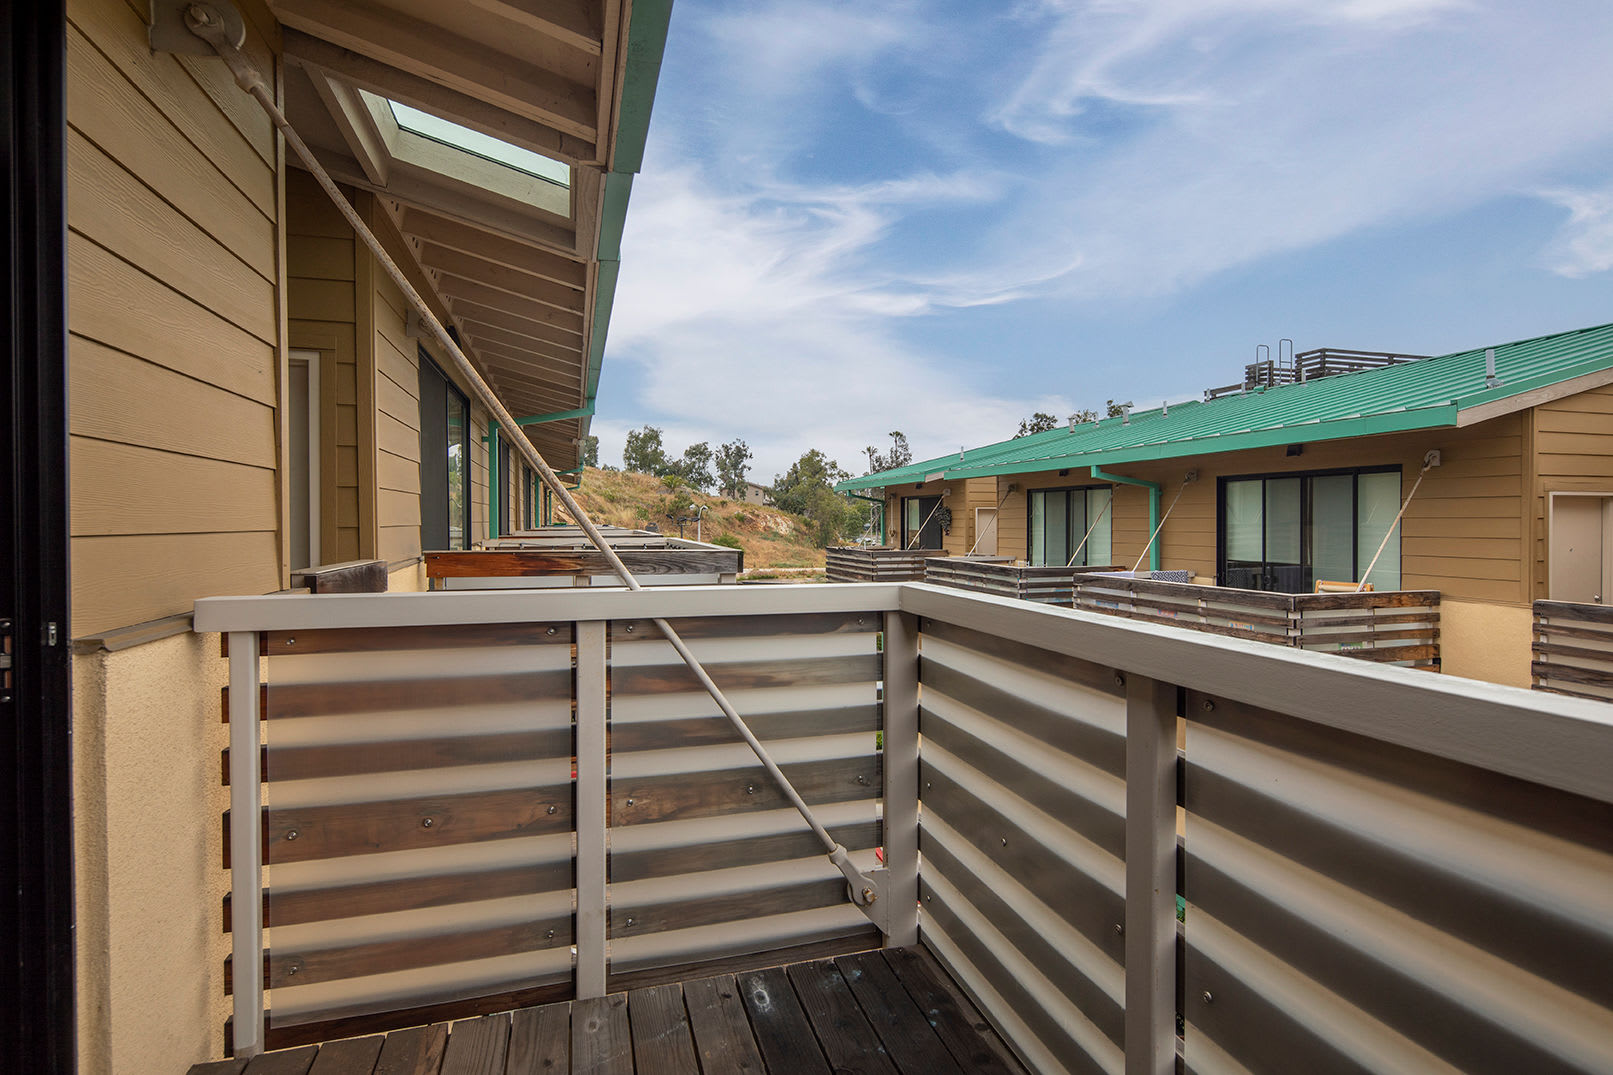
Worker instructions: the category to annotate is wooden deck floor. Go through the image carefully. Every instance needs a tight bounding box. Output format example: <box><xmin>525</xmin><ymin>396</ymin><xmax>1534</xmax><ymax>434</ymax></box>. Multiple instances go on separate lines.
<box><xmin>187</xmin><ymin>947</ymin><xmax>1026</xmax><ymax>1074</ymax></box>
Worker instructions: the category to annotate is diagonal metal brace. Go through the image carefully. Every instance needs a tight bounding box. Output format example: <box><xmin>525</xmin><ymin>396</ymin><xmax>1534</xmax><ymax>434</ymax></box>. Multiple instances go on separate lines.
<box><xmin>169</xmin><ymin>0</ymin><xmax>885</xmax><ymax>915</ymax></box>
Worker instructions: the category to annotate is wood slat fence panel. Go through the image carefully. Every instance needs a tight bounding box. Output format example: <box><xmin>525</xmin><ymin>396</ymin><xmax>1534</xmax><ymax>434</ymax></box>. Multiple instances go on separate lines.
<box><xmin>825</xmin><ymin>546</ymin><xmax>949</xmax><ymax>583</ymax></box>
<box><xmin>237</xmin><ymin>622</ymin><xmax>580</xmax><ymax>1037</ymax></box>
<box><xmin>605</xmin><ymin>612</ymin><xmax>886</xmax><ymax>989</ymax></box>
<box><xmin>1072</xmin><ymin>576</ymin><xmax>1440</xmax><ymax>668</ymax></box>
<box><xmin>1533</xmin><ymin>599</ymin><xmax>1613</xmax><ymax>702</ymax></box>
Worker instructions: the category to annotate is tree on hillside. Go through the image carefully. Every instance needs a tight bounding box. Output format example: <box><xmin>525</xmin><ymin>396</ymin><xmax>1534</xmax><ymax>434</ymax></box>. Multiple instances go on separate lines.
<box><xmin>864</xmin><ymin>431</ymin><xmax>911</xmax><ymax>474</ymax></box>
<box><xmin>580</xmin><ymin>434</ymin><xmax>599</xmax><ymax>468</ymax></box>
<box><xmin>658</xmin><ymin>475</ymin><xmax>697</xmax><ymax>536</ymax></box>
<box><xmin>1014</xmin><ymin>412</ymin><xmax>1058</xmax><ymax>438</ymax></box>
<box><xmin>622</xmin><ymin>425</ymin><xmax>669</xmax><ymax>474</ymax></box>
<box><xmin>715</xmin><ymin>438</ymin><xmax>753</xmax><ymax>497</ymax></box>
<box><xmin>668</xmin><ymin>441</ymin><xmax>714</xmax><ymax>491</ymax></box>
<box><xmin>774</xmin><ymin>449</ymin><xmax>863</xmax><ymax>546</ymax></box>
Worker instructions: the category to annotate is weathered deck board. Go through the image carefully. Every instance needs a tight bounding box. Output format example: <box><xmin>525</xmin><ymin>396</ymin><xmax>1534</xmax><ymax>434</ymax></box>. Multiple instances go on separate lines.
<box><xmin>185</xmin><ymin>948</ymin><xmax>1026</xmax><ymax>1075</ymax></box>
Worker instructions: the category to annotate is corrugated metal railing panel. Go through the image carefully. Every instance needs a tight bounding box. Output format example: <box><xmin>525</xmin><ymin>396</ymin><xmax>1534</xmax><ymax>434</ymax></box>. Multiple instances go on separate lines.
<box><xmin>1533</xmin><ymin>599</ymin><xmax>1613</xmax><ymax>701</ymax></box>
<box><xmin>604</xmin><ymin>612</ymin><xmax>885</xmax><ymax>986</ymax></box>
<box><xmin>1181</xmin><ymin>689</ymin><xmax>1613</xmax><ymax>1074</ymax></box>
<box><xmin>916</xmin><ymin>618</ymin><xmax>1129</xmax><ymax>1075</ymax></box>
<box><xmin>249</xmin><ymin>622</ymin><xmax>579</xmax><ymax>1032</ymax></box>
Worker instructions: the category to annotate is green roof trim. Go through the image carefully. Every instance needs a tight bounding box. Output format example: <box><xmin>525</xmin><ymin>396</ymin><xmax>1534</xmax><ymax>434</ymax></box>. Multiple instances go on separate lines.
<box><xmin>838</xmin><ymin>321</ymin><xmax>1613</xmax><ymax>489</ymax></box>
<box><xmin>583</xmin><ymin>1</ymin><xmax>671</xmax><ymax>442</ymax></box>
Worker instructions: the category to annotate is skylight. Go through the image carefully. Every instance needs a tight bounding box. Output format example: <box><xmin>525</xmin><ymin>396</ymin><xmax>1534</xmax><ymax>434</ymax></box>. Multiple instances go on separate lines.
<box><xmin>388</xmin><ymin>100</ymin><xmax>569</xmax><ymax>188</ymax></box>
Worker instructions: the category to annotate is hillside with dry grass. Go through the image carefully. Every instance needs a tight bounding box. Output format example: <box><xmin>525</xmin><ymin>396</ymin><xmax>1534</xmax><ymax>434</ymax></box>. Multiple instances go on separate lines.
<box><xmin>566</xmin><ymin>468</ymin><xmax>829</xmax><ymax>571</ymax></box>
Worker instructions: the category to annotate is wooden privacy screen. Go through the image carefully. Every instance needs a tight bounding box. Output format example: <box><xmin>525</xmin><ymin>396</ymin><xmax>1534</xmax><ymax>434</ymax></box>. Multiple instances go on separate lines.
<box><xmin>1181</xmin><ymin>689</ymin><xmax>1613</xmax><ymax>1073</ymax></box>
<box><xmin>604</xmin><ymin>612</ymin><xmax>885</xmax><ymax>989</ymax></box>
<box><xmin>1533</xmin><ymin>599</ymin><xmax>1613</xmax><ymax>702</ymax></box>
<box><xmin>1073</xmin><ymin>576</ymin><xmax>1441</xmax><ymax>669</ymax></box>
<box><xmin>914</xmin><ymin>618</ymin><xmax>1130</xmax><ymax>1073</ymax></box>
<box><xmin>229</xmin><ymin>622</ymin><xmax>578</xmax><ymax>1037</ymax></box>
<box><xmin>925</xmin><ymin>558</ymin><xmax>1122</xmax><ymax>607</ymax></box>
<box><xmin>825</xmin><ymin>546</ymin><xmax>949</xmax><ymax>583</ymax></box>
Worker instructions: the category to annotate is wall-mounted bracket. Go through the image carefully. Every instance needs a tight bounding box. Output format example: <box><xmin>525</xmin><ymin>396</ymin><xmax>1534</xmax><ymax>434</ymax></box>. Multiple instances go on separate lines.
<box><xmin>149</xmin><ymin>0</ymin><xmax>245</xmax><ymax>56</ymax></box>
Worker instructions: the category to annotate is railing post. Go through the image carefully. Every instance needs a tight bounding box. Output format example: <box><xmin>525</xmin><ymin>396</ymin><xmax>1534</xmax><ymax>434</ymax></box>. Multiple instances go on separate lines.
<box><xmin>227</xmin><ymin>631</ymin><xmax>264</xmax><ymax>1058</ymax></box>
<box><xmin>1125</xmin><ymin>673</ymin><xmax>1177</xmax><ymax>1075</ymax></box>
<box><xmin>881</xmin><ymin>610</ymin><xmax>920</xmax><ymax>947</ymax></box>
<box><xmin>574</xmin><ymin>620</ymin><xmax>608</xmax><ymax>998</ymax></box>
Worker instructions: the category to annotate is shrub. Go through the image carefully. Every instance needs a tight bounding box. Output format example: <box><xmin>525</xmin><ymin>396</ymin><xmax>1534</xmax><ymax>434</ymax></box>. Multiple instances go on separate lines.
<box><xmin>710</xmin><ymin>534</ymin><xmax>742</xmax><ymax>550</ymax></box>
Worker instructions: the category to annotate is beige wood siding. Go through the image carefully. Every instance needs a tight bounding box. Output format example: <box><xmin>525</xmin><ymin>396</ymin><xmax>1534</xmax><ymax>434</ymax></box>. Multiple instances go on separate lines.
<box><xmin>286</xmin><ymin>170</ymin><xmax>361</xmax><ymax>562</ymax></box>
<box><xmin>373</xmin><ymin>253</ymin><xmax>424</xmax><ymax>563</ymax></box>
<box><xmin>1530</xmin><ymin>385</ymin><xmax>1613</xmax><ymax>600</ymax></box>
<box><xmin>471</xmin><ymin>407</ymin><xmax>490</xmax><ymax>542</ymax></box>
<box><xmin>989</xmin><ymin>418</ymin><xmax>1528</xmax><ymax>600</ymax></box>
<box><xmin>66</xmin><ymin>0</ymin><xmax>283</xmax><ymax>637</ymax></box>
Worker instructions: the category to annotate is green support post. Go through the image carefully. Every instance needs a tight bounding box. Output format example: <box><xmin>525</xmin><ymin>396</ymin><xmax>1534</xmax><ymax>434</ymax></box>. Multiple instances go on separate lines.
<box><xmin>1091</xmin><ymin>466</ymin><xmax>1162</xmax><ymax>572</ymax></box>
<box><xmin>488</xmin><ymin>421</ymin><xmax>500</xmax><ymax>540</ymax></box>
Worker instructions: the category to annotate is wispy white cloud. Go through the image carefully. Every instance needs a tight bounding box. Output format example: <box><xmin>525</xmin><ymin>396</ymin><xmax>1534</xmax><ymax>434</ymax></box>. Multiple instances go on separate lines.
<box><xmin>603</xmin><ymin>0</ymin><xmax>1613</xmax><ymax>477</ymax></box>
<box><xmin>607</xmin><ymin>165</ymin><xmax>1073</xmax><ymax>477</ymax></box>
<box><xmin>1539</xmin><ymin>185</ymin><xmax>1613</xmax><ymax>277</ymax></box>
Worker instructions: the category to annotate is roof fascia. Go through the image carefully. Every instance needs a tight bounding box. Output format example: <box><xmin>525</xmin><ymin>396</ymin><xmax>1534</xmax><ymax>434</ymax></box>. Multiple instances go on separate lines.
<box><xmin>1456</xmin><ymin>365</ymin><xmax>1613</xmax><ymax>428</ymax></box>
<box><xmin>943</xmin><ymin>404</ymin><xmax>1460</xmax><ymax>479</ymax></box>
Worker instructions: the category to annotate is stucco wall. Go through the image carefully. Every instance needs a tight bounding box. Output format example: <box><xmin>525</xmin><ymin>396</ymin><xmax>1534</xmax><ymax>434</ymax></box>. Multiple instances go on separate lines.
<box><xmin>74</xmin><ymin>632</ymin><xmax>231</xmax><ymax>1074</ymax></box>
<box><xmin>389</xmin><ymin>558</ymin><xmax>428</xmax><ymax>592</ymax></box>
<box><xmin>1438</xmin><ymin>598</ymin><xmax>1532</xmax><ymax>688</ymax></box>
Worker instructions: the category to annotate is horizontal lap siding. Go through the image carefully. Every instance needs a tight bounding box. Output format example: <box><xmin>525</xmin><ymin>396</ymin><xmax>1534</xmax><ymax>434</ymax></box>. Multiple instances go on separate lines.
<box><xmin>375</xmin><ymin>258</ymin><xmax>424</xmax><ymax>563</ymax></box>
<box><xmin>991</xmin><ymin>420</ymin><xmax>1527</xmax><ymax>600</ymax></box>
<box><xmin>287</xmin><ymin>170</ymin><xmax>361</xmax><ymax>563</ymax></box>
<box><xmin>66</xmin><ymin>0</ymin><xmax>282</xmax><ymax>636</ymax></box>
<box><xmin>1532</xmin><ymin>386</ymin><xmax>1613</xmax><ymax>600</ymax></box>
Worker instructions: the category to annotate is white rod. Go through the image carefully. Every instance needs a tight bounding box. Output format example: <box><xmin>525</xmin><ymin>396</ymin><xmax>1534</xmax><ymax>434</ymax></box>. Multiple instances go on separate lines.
<box><xmin>227</xmin><ymin>632</ymin><xmax>263</xmax><ymax>1057</ymax></box>
<box><xmin>1066</xmin><ymin>494</ymin><xmax>1114</xmax><ymax>568</ymax></box>
<box><xmin>574</xmin><ymin>621</ymin><xmax>608</xmax><ymax>997</ymax></box>
<box><xmin>1357</xmin><ymin>456</ymin><xmax>1435</xmax><ymax>592</ymax></box>
<box><xmin>904</xmin><ymin>492</ymin><xmax>950</xmax><ymax>550</ymax></box>
<box><xmin>1131</xmin><ymin>477</ymin><xmax>1193</xmax><ymax>574</ymax></box>
<box><xmin>184</xmin><ymin>9</ymin><xmax>875</xmax><ymax>900</ymax></box>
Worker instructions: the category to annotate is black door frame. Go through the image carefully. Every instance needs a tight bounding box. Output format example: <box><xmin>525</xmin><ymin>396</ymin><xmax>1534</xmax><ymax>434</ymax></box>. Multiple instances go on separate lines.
<box><xmin>2</xmin><ymin>0</ymin><xmax>76</xmax><ymax>1070</ymax></box>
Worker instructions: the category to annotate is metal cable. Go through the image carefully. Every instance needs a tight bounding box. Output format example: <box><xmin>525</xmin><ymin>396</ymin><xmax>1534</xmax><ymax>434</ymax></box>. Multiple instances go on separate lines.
<box><xmin>183</xmin><ymin>4</ymin><xmax>875</xmax><ymax>902</ymax></box>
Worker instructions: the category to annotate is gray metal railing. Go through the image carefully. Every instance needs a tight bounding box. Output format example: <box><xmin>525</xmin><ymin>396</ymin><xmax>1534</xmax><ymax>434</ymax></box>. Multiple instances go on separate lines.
<box><xmin>197</xmin><ymin>583</ymin><xmax>1613</xmax><ymax>1072</ymax></box>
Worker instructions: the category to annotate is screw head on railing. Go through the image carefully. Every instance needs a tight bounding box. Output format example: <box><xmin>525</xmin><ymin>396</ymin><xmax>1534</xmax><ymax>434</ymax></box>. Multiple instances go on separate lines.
<box><xmin>546</xmin><ymin>626</ymin><xmax>556</xmax><ymax>636</ymax></box>
<box><xmin>546</xmin><ymin>929</ymin><xmax>555</xmax><ymax>940</ymax></box>
<box><xmin>421</xmin><ymin>817</ymin><xmax>434</xmax><ymax>829</ymax></box>
<box><xmin>285</xmin><ymin>637</ymin><xmax>295</xmax><ymax>646</ymax></box>
<box><xmin>1202</xmin><ymin>699</ymin><xmax>1216</xmax><ymax>712</ymax></box>
<box><xmin>625</xmin><ymin>798</ymin><xmax>634</xmax><ymax>807</ymax></box>
<box><xmin>1201</xmin><ymin>991</ymin><xmax>1214</xmax><ymax>1004</ymax></box>
<box><xmin>1114</xmin><ymin>923</ymin><xmax>1124</xmax><ymax>936</ymax></box>
<box><xmin>861</xmin><ymin>887</ymin><xmax>877</xmax><ymax>904</ymax></box>
<box><xmin>856</xmin><ymin>774</ymin><xmax>868</xmax><ymax>786</ymax></box>
<box><xmin>287</xmin><ymin>961</ymin><xmax>299</xmax><ymax>976</ymax></box>
<box><xmin>625</xmin><ymin>917</ymin><xmax>634</xmax><ymax>926</ymax></box>
<box><xmin>746</xmin><ymin>785</ymin><xmax>756</xmax><ymax>794</ymax></box>
<box><xmin>1001</xmin><ymin>836</ymin><xmax>1008</xmax><ymax>847</ymax></box>
<box><xmin>547</xmin><ymin>804</ymin><xmax>557</xmax><ymax>815</ymax></box>
<box><xmin>1114</xmin><ymin>673</ymin><xmax>1126</xmax><ymax>687</ymax></box>
<box><xmin>625</xmin><ymin>623</ymin><xmax>635</xmax><ymax>633</ymax></box>
<box><xmin>285</xmin><ymin>829</ymin><xmax>299</xmax><ymax>841</ymax></box>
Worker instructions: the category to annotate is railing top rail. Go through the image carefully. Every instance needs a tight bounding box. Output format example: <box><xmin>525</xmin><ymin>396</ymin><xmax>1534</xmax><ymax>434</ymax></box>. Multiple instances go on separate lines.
<box><xmin>197</xmin><ymin>579</ymin><xmax>1610</xmax><ymax>804</ymax></box>
<box><xmin>194</xmin><ymin>582</ymin><xmax>904</xmax><ymax>633</ymax></box>
<box><xmin>1535</xmin><ymin>599</ymin><xmax>1613</xmax><ymax>624</ymax></box>
<box><xmin>899</xmin><ymin>583</ymin><xmax>1613</xmax><ymax>805</ymax></box>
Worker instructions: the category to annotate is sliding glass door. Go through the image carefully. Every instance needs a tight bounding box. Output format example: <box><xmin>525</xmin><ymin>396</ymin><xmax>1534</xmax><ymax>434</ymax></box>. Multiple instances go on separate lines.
<box><xmin>1220</xmin><ymin>467</ymin><xmax>1401</xmax><ymax>592</ymax></box>
<box><xmin>1028</xmin><ymin>486</ymin><xmax>1112</xmax><ymax>567</ymax></box>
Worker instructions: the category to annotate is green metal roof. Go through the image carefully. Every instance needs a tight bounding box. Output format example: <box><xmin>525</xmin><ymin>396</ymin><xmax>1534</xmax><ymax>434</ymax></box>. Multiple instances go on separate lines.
<box><xmin>837</xmin><ymin>321</ymin><xmax>1613</xmax><ymax>489</ymax></box>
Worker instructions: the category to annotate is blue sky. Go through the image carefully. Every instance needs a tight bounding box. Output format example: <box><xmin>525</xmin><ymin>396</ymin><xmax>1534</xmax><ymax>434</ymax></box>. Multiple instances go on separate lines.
<box><xmin>596</xmin><ymin>0</ymin><xmax>1613</xmax><ymax>482</ymax></box>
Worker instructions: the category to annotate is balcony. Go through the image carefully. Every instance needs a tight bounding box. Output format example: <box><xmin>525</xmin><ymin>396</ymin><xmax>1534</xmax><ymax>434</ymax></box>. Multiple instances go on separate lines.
<box><xmin>191</xmin><ymin>581</ymin><xmax>1613</xmax><ymax>1073</ymax></box>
